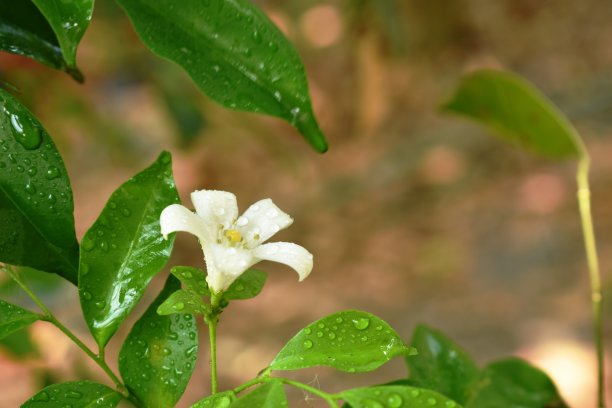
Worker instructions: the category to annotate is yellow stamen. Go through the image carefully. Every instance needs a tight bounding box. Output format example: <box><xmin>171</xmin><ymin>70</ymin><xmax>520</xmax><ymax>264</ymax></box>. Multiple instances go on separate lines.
<box><xmin>225</xmin><ymin>229</ymin><xmax>242</xmax><ymax>244</ymax></box>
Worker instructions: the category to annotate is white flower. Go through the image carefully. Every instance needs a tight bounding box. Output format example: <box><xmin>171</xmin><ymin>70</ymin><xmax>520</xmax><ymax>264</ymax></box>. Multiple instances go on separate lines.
<box><xmin>160</xmin><ymin>190</ymin><xmax>313</xmax><ymax>294</ymax></box>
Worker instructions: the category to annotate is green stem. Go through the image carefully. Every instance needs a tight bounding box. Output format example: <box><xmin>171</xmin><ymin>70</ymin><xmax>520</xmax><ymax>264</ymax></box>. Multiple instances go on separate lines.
<box><xmin>207</xmin><ymin>292</ymin><xmax>222</xmax><ymax>394</ymax></box>
<box><xmin>3</xmin><ymin>265</ymin><xmax>129</xmax><ymax>398</ymax></box>
<box><xmin>576</xmin><ymin>158</ymin><xmax>606</xmax><ymax>408</ymax></box>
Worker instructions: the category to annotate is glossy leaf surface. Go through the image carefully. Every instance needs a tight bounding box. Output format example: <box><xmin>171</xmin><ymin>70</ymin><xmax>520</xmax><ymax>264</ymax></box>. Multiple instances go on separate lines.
<box><xmin>157</xmin><ymin>288</ymin><xmax>208</xmax><ymax>316</ymax></box>
<box><xmin>191</xmin><ymin>391</ymin><xmax>237</xmax><ymax>408</ymax></box>
<box><xmin>119</xmin><ymin>276</ymin><xmax>198</xmax><ymax>408</ymax></box>
<box><xmin>31</xmin><ymin>0</ymin><xmax>93</xmax><ymax>71</ymax></box>
<box><xmin>443</xmin><ymin>70</ymin><xmax>586</xmax><ymax>159</ymax></box>
<box><xmin>0</xmin><ymin>299</ymin><xmax>39</xmax><ymax>340</ymax></box>
<box><xmin>79</xmin><ymin>151</ymin><xmax>180</xmax><ymax>348</ymax></box>
<box><xmin>223</xmin><ymin>269</ymin><xmax>267</xmax><ymax>301</ymax></box>
<box><xmin>342</xmin><ymin>385</ymin><xmax>462</xmax><ymax>408</ymax></box>
<box><xmin>270</xmin><ymin>310</ymin><xmax>416</xmax><ymax>372</ymax></box>
<box><xmin>114</xmin><ymin>0</ymin><xmax>328</xmax><ymax>152</ymax></box>
<box><xmin>0</xmin><ymin>90</ymin><xmax>79</xmax><ymax>283</ymax></box>
<box><xmin>171</xmin><ymin>266</ymin><xmax>209</xmax><ymax>297</ymax></box>
<box><xmin>231</xmin><ymin>380</ymin><xmax>287</xmax><ymax>408</ymax></box>
<box><xmin>465</xmin><ymin>358</ymin><xmax>567</xmax><ymax>408</ymax></box>
<box><xmin>407</xmin><ymin>324</ymin><xmax>479</xmax><ymax>404</ymax></box>
<box><xmin>0</xmin><ymin>1</ymin><xmax>64</xmax><ymax>71</ymax></box>
<box><xmin>21</xmin><ymin>381</ymin><xmax>122</xmax><ymax>407</ymax></box>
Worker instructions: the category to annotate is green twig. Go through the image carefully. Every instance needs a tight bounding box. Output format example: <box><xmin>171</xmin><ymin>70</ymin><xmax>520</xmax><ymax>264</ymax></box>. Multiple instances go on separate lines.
<box><xmin>207</xmin><ymin>292</ymin><xmax>222</xmax><ymax>394</ymax></box>
<box><xmin>2</xmin><ymin>265</ymin><xmax>129</xmax><ymax>398</ymax></box>
<box><xmin>576</xmin><ymin>158</ymin><xmax>606</xmax><ymax>408</ymax></box>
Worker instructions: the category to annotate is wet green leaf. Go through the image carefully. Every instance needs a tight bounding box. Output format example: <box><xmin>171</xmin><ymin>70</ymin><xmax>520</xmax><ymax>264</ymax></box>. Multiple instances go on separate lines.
<box><xmin>231</xmin><ymin>380</ymin><xmax>287</xmax><ymax>407</ymax></box>
<box><xmin>114</xmin><ymin>0</ymin><xmax>328</xmax><ymax>152</ymax></box>
<box><xmin>31</xmin><ymin>0</ymin><xmax>93</xmax><ymax>72</ymax></box>
<box><xmin>171</xmin><ymin>266</ymin><xmax>209</xmax><ymax>297</ymax></box>
<box><xmin>191</xmin><ymin>391</ymin><xmax>237</xmax><ymax>408</ymax></box>
<box><xmin>223</xmin><ymin>269</ymin><xmax>267</xmax><ymax>301</ymax></box>
<box><xmin>21</xmin><ymin>381</ymin><xmax>122</xmax><ymax>407</ymax></box>
<box><xmin>443</xmin><ymin>69</ymin><xmax>586</xmax><ymax>159</ymax></box>
<box><xmin>79</xmin><ymin>151</ymin><xmax>180</xmax><ymax>349</ymax></box>
<box><xmin>407</xmin><ymin>324</ymin><xmax>479</xmax><ymax>404</ymax></box>
<box><xmin>0</xmin><ymin>90</ymin><xmax>79</xmax><ymax>283</ymax></box>
<box><xmin>157</xmin><ymin>288</ymin><xmax>208</xmax><ymax>316</ymax></box>
<box><xmin>0</xmin><ymin>299</ymin><xmax>39</xmax><ymax>340</ymax></box>
<box><xmin>0</xmin><ymin>1</ymin><xmax>65</xmax><ymax>72</ymax></box>
<box><xmin>465</xmin><ymin>358</ymin><xmax>567</xmax><ymax>408</ymax></box>
<box><xmin>342</xmin><ymin>385</ymin><xmax>462</xmax><ymax>408</ymax></box>
<box><xmin>270</xmin><ymin>310</ymin><xmax>416</xmax><ymax>373</ymax></box>
<box><xmin>119</xmin><ymin>276</ymin><xmax>198</xmax><ymax>408</ymax></box>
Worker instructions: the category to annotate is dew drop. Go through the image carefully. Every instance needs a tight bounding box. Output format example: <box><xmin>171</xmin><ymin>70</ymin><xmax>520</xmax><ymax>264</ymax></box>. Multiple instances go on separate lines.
<box><xmin>304</xmin><ymin>327</ymin><xmax>312</xmax><ymax>335</ymax></box>
<box><xmin>25</xmin><ymin>181</ymin><xmax>36</xmax><ymax>194</ymax></box>
<box><xmin>121</xmin><ymin>208</ymin><xmax>131</xmax><ymax>217</ymax></box>
<box><xmin>316</xmin><ymin>331</ymin><xmax>323</xmax><ymax>338</ymax></box>
<box><xmin>328</xmin><ymin>332</ymin><xmax>336</xmax><ymax>340</ymax></box>
<box><xmin>427</xmin><ymin>397</ymin><xmax>437</xmax><ymax>406</ymax></box>
<box><xmin>353</xmin><ymin>317</ymin><xmax>370</xmax><ymax>330</ymax></box>
<box><xmin>335</xmin><ymin>317</ymin><xmax>343</xmax><ymax>323</ymax></box>
<box><xmin>303</xmin><ymin>339</ymin><xmax>313</xmax><ymax>349</ymax></box>
<box><xmin>65</xmin><ymin>391</ymin><xmax>82</xmax><ymax>399</ymax></box>
<box><xmin>174</xmin><ymin>302</ymin><xmax>185</xmax><ymax>311</ymax></box>
<box><xmin>82</xmin><ymin>291</ymin><xmax>92</xmax><ymax>300</ymax></box>
<box><xmin>46</xmin><ymin>193</ymin><xmax>56</xmax><ymax>204</ymax></box>
<box><xmin>94</xmin><ymin>300</ymin><xmax>106</xmax><ymax>309</ymax></box>
<box><xmin>236</xmin><ymin>216</ymin><xmax>248</xmax><ymax>226</ymax></box>
<box><xmin>363</xmin><ymin>399</ymin><xmax>383</xmax><ymax>408</ymax></box>
<box><xmin>16</xmin><ymin>165</ymin><xmax>24</xmax><ymax>173</ymax></box>
<box><xmin>82</xmin><ymin>237</ymin><xmax>95</xmax><ymax>251</ymax></box>
<box><xmin>360</xmin><ymin>335</ymin><xmax>368</xmax><ymax>342</ymax></box>
<box><xmin>387</xmin><ymin>394</ymin><xmax>402</xmax><ymax>408</ymax></box>
<box><xmin>10</xmin><ymin>113</ymin><xmax>43</xmax><ymax>150</ymax></box>
<box><xmin>445</xmin><ymin>402</ymin><xmax>457</xmax><ymax>408</ymax></box>
<box><xmin>34</xmin><ymin>391</ymin><xmax>50</xmax><ymax>402</ymax></box>
<box><xmin>27</xmin><ymin>167</ymin><xmax>37</xmax><ymax>176</ymax></box>
<box><xmin>45</xmin><ymin>166</ymin><xmax>60</xmax><ymax>180</ymax></box>
<box><xmin>162</xmin><ymin>348</ymin><xmax>171</xmax><ymax>356</ymax></box>
<box><xmin>411</xmin><ymin>389</ymin><xmax>420</xmax><ymax>397</ymax></box>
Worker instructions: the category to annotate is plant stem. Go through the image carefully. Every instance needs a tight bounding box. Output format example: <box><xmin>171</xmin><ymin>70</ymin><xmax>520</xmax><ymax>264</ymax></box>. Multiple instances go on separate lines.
<box><xmin>207</xmin><ymin>292</ymin><xmax>222</xmax><ymax>394</ymax></box>
<box><xmin>2</xmin><ymin>265</ymin><xmax>129</xmax><ymax>398</ymax></box>
<box><xmin>576</xmin><ymin>158</ymin><xmax>606</xmax><ymax>408</ymax></box>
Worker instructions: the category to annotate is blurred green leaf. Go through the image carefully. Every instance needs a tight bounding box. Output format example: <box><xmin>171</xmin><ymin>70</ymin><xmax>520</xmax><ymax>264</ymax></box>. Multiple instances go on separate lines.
<box><xmin>79</xmin><ymin>151</ymin><xmax>180</xmax><ymax>349</ymax></box>
<box><xmin>31</xmin><ymin>0</ymin><xmax>93</xmax><ymax>73</ymax></box>
<box><xmin>270</xmin><ymin>310</ymin><xmax>416</xmax><ymax>373</ymax></box>
<box><xmin>0</xmin><ymin>299</ymin><xmax>39</xmax><ymax>340</ymax></box>
<box><xmin>223</xmin><ymin>269</ymin><xmax>267</xmax><ymax>301</ymax></box>
<box><xmin>114</xmin><ymin>0</ymin><xmax>328</xmax><ymax>152</ymax></box>
<box><xmin>465</xmin><ymin>358</ymin><xmax>567</xmax><ymax>408</ymax></box>
<box><xmin>230</xmin><ymin>380</ymin><xmax>287</xmax><ymax>408</ymax></box>
<box><xmin>342</xmin><ymin>385</ymin><xmax>462</xmax><ymax>408</ymax></box>
<box><xmin>157</xmin><ymin>288</ymin><xmax>209</xmax><ymax>316</ymax></box>
<box><xmin>0</xmin><ymin>328</ymin><xmax>40</xmax><ymax>358</ymax></box>
<box><xmin>0</xmin><ymin>90</ymin><xmax>79</xmax><ymax>283</ymax></box>
<box><xmin>191</xmin><ymin>391</ymin><xmax>237</xmax><ymax>408</ymax></box>
<box><xmin>407</xmin><ymin>324</ymin><xmax>479</xmax><ymax>404</ymax></box>
<box><xmin>21</xmin><ymin>381</ymin><xmax>122</xmax><ymax>407</ymax></box>
<box><xmin>0</xmin><ymin>1</ymin><xmax>64</xmax><ymax>72</ymax></box>
<box><xmin>119</xmin><ymin>276</ymin><xmax>198</xmax><ymax>408</ymax></box>
<box><xmin>443</xmin><ymin>69</ymin><xmax>586</xmax><ymax>159</ymax></box>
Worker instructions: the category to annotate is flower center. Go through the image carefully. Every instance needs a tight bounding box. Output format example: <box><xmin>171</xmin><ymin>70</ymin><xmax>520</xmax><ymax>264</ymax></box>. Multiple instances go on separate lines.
<box><xmin>224</xmin><ymin>229</ymin><xmax>242</xmax><ymax>244</ymax></box>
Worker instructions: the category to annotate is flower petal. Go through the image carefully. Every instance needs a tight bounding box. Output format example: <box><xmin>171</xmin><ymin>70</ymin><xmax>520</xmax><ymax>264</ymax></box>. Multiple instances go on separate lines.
<box><xmin>203</xmin><ymin>244</ymin><xmax>256</xmax><ymax>293</ymax></box>
<box><xmin>191</xmin><ymin>190</ymin><xmax>238</xmax><ymax>229</ymax></box>
<box><xmin>252</xmin><ymin>242</ymin><xmax>313</xmax><ymax>281</ymax></box>
<box><xmin>160</xmin><ymin>204</ymin><xmax>213</xmax><ymax>242</ymax></box>
<box><xmin>237</xmin><ymin>199</ymin><xmax>293</xmax><ymax>247</ymax></box>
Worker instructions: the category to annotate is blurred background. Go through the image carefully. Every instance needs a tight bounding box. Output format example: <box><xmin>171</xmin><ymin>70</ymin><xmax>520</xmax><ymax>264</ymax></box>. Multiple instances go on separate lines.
<box><xmin>1</xmin><ymin>0</ymin><xmax>612</xmax><ymax>406</ymax></box>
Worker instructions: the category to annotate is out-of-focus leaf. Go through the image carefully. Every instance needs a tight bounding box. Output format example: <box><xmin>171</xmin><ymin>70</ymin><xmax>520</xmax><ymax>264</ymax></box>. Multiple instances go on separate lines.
<box><xmin>443</xmin><ymin>69</ymin><xmax>586</xmax><ymax>159</ymax></box>
<box><xmin>119</xmin><ymin>276</ymin><xmax>198</xmax><ymax>408</ymax></box>
<box><xmin>0</xmin><ymin>90</ymin><xmax>79</xmax><ymax>283</ymax></box>
<box><xmin>31</xmin><ymin>0</ymin><xmax>94</xmax><ymax>73</ymax></box>
<box><xmin>407</xmin><ymin>324</ymin><xmax>479</xmax><ymax>404</ymax></box>
<box><xmin>79</xmin><ymin>151</ymin><xmax>179</xmax><ymax>349</ymax></box>
<box><xmin>230</xmin><ymin>380</ymin><xmax>287</xmax><ymax>408</ymax></box>
<box><xmin>21</xmin><ymin>381</ymin><xmax>122</xmax><ymax>407</ymax></box>
<box><xmin>223</xmin><ymin>269</ymin><xmax>267</xmax><ymax>301</ymax></box>
<box><xmin>465</xmin><ymin>358</ymin><xmax>567</xmax><ymax>408</ymax></box>
<box><xmin>342</xmin><ymin>385</ymin><xmax>462</xmax><ymax>408</ymax></box>
<box><xmin>0</xmin><ymin>299</ymin><xmax>39</xmax><ymax>340</ymax></box>
<box><xmin>270</xmin><ymin>310</ymin><xmax>416</xmax><ymax>372</ymax></box>
<box><xmin>0</xmin><ymin>327</ymin><xmax>40</xmax><ymax>358</ymax></box>
<box><xmin>114</xmin><ymin>0</ymin><xmax>328</xmax><ymax>152</ymax></box>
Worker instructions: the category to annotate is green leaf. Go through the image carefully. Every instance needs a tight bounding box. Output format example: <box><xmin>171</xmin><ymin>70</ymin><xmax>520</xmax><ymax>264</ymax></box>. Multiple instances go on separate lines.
<box><xmin>230</xmin><ymin>380</ymin><xmax>287</xmax><ymax>408</ymax></box>
<box><xmin>0</xmin><ymin>90</ymin><xmax>79</xmax><ymax>283</ymax></box>
<box><xmin>119</xmin><ymin>276</ymin><xmax>198</xmax><ymax>408</ymax></box>
<box><xmin>171</xmin><ymin>266</ymin><xmax>210</xmax><ymax>297</ymax></box>
<box><xmin>0</xmin><ymin>1</ymin><xmax>65</xmax><ymax>72</ymax></box>
<box><xmin>0</xmin><ymin>328</ymin><xmax>40</xmax><ymax>358</ymax></box>
<box><xmin>31</xmin><ymin>0</ymin><xmax>94</xmax><ymax>72</ymax></box>
<box><xmin>406</xmin><ymin>324</ymin><xmax>479</xmax><ymax>404</ymax></box>
<box><xmin>223</xmin><ymin>269</ymin><xmax>267</xmax><ymax>301</ymax></box>
<box><xmin>270</xmin><ymin>310</ymin><xmax>416</xmax><ymax>373</ymax></box>
<box><xmin>157</xmin><ymin>288</ymin><xmax>209</xmax><ymax>316</ymax></box>
<box><xmin>79</xmin><ymin>151</ymin><xmax>180</xmax><ymax>348</ymax></box>
<box><xmin>342</xmin><ymin>385</ymin><xmax>462</xmax><ymax>408</ymax></box>
<box><xmin>21</xmin><ymin>381</ymin><xmax>122</xmax><ymax>407</ymax></box>
<box><xmin>114</xmin><ymin>0</ymin><xmax>328</xmax><ymax>152</ymax></box>
<box><xmin>465</xmin><ymin>358</ymin><xmax>567</xmax><ymax>408</ymax></box>
<box><xmin>443</xmin><ymin>69</ymin><xmax>586</xmax><ymax>159</ymax></box>
<box><xmin>0</xmin><ymin>299</ymin><xmax>39</xmax><ymax>340</ymax></box>
<box><xmin>191</xmin><ymin>391</ymin><xmax>237</xmax><ymax>408</ymax></box>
